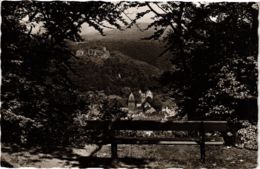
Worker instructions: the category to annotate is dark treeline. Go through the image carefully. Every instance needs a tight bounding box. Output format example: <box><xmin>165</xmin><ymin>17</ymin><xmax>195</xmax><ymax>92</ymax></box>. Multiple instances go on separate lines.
<box><xmin>127</xmin><ymin>2</ymin><xmax>258</xmax><ymax>120</ymax></box>
<box><xmin>1</xmin><ymin>2</ymin><xmax>258</xmax><ymax>146</ymax></box>
<box><xmin>1</xmin><ymin>1</ymin><xmax>127</xmax><ymax>146</ymax></box>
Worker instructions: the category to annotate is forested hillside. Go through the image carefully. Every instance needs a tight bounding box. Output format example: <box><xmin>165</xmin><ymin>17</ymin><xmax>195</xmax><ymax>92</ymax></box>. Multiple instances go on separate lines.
<box><xmin>67</xmin><ymin>49</ymin><xmax>161</xmax><ymax>93</ymax></box>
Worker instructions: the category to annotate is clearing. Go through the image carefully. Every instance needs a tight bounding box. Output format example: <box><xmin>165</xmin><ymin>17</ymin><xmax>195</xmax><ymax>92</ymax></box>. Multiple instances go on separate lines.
<box><xmin>1</xmin><ymin>143</ymin><xmax>257</xmax><ymax>168</ymax></box>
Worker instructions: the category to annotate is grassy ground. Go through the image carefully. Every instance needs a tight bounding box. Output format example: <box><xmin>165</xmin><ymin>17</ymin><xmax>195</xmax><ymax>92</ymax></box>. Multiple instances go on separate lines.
<box><xmin>1</xmin><ymin>143</ymin><xmax>257</xmax><ymax>168</ymax></box>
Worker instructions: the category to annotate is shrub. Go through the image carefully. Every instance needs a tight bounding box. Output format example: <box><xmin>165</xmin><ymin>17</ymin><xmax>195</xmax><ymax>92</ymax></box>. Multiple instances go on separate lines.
<box><xmin>235</xmin><ymin>121</ymin><xmax>257</xmax><ymax>150</ymax></box>
<box><xmin>100</xmin><ymin>98</ymin><xmax>127</xmax><ymax>120</ymax></box>
<box><xmin>150</xmin><ymin>95</ymin><xmax>163</xmax><ymax>112</ymax></box>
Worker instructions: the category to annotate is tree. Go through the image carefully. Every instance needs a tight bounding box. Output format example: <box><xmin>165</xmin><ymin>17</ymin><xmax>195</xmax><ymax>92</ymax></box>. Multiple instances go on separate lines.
<box><xmin>1</xmin><ymin>1</ymin><xmax>128</xmax><ymax>145</ymax></box>
<box><xmin>128</xmin><ymin>2</ymin><xmax>258</xmax><ymax>120</ymax></box>
<box><xmin>189</xmin><ymin>3</ymin><xmax>258</xmax><ymax>120</ymax></box>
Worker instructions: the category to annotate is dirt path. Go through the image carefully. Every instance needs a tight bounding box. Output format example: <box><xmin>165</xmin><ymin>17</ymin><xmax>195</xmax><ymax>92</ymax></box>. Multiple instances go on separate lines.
<box><xmin>1</xmin><ymin>143</ymin><xmax>257</xmax><ymax>168</ymax></box>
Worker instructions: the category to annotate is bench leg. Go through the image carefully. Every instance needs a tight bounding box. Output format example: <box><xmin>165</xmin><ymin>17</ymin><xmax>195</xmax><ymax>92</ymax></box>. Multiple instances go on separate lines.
<box><xmin>111</xmin><ymin>142</ymin><xmax>117</xmax><ymax>160</ymax></box>
<box><xmin>200</xmin><ymin>142</ymin><xmax>205</xmax><ymax>163</ymax></box>
<box><xmin>200</xmin><ymin>122</ymin><xmax>206</xmax><ymax>163</ymax></box>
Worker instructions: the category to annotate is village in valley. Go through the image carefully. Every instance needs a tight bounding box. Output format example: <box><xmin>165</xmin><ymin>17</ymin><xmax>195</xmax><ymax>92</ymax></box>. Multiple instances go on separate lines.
<box><xmin>70</xmin><ymin>44</ymin><xmax>179</xmax><ymax>123</ymax></box>
<box><xmin>82</xmin><ymin>89</ymin><xmax>178</xmax><ymax>121</ymax></box>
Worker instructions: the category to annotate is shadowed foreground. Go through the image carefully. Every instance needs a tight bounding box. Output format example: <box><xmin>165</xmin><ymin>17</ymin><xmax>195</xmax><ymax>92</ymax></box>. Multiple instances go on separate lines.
<box><xmin>1</xmin><ymin>143</ymin><xmax>257</xmax><ymax>168</ymax></box>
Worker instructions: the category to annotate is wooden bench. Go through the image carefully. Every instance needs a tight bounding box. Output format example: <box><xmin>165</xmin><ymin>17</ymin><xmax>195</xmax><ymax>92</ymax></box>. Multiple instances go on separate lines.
<box><xmin>85</xmin><ymin>120</ymin><xmax>227</xmax><ymax>163</ymax></box>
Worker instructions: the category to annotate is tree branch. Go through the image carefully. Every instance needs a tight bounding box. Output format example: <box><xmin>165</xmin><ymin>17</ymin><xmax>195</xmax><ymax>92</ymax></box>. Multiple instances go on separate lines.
<box><xmin>157</xmin><ymin>46</ymin><xmax>171</xmax><ymax>57</ymax></box>
<box><xmin>146</xmin><ymin>2</ymin><xmax>177</xmax><ymax>32</ymax></box>
<box><xmin>155</xmin><ymin>3</ymin><xmax>168</xmax><ymax>14</ymax></box>
<box><xmin>122</xmin><ymin>11</ymin><xmax>144</xmax><ymax>32</ymax></box>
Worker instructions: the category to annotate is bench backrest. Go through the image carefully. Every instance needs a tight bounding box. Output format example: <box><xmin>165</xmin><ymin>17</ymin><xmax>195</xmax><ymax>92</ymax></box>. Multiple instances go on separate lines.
<box><xmin>84</xmin><ymin>120</ymin><xmax>227</xmax><ymax>132</ymax></box>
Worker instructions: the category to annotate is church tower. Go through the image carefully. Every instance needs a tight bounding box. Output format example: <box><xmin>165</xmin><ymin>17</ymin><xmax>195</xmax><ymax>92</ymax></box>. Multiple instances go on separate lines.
<box><xmin>128</xmin><ymin>92</ymin><xmax>136</xmax><ymax>113</ymax></box>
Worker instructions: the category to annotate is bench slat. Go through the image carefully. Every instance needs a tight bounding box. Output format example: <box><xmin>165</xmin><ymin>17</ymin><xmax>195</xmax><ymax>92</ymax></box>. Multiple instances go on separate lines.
<box><xmin>113</xmin><ymin>136</ymin><xmax>224</xmax><ymax>145</ymax></box>
<box><xmin>84</xmin><ymin>120</ymin><xmax>227</xmax><ymax>132</ymax></box>
<box><xmin>114</xmin><ymin>136</ymin><xmax>199</xmax><ymax>141</ymax></box>
<box><xmin>158</xmin><ymin>141</ymin><xmax>224</xmax><ymax>145</ymax></box>
<box><xmin>157</xmin><ymin>141</ymin><xmax>224</xmax><ymax>145</ymax></box>
<box><xmin>114</xmin><ymin>139</ymin><xmax>224</xmax><ymax>145</ymax></box>
<box><xmin>115</xmin><ymin>140</ymin><xmax>199</xmax><ymax>145</ymax></box>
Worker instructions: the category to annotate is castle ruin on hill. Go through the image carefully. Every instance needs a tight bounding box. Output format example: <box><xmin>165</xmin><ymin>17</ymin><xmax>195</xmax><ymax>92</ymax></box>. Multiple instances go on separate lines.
<box><xmin>76</xmin><ymin>46</ymin><xmax>110</xmax><ymax>64</ymax></box>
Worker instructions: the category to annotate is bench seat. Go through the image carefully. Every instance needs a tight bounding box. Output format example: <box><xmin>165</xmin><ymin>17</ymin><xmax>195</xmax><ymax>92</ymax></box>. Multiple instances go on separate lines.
<box><xmin>85</xmin><ymin>120</ymin><xmax>228</xmax><ymax>162</ymax></box>
<box><xmin>113</xmin><ymin>136</ymin><xmax>224</xmax><ymax>145</ymax></box>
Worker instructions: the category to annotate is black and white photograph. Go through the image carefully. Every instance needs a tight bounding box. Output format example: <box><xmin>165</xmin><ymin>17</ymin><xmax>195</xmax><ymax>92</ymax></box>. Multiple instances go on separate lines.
<box><xmin>1</xmin><ymin>1</ymin><xmax>258</xmax><ymax>168</ymax></box>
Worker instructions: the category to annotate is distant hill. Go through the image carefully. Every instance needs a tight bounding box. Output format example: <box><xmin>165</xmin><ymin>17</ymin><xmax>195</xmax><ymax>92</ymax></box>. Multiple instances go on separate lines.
<box><xmin>67</xmin><ymin>48</ymin><xmax>161</xmax><ymax>93</ymax></box>
<box><xmin>66</xmin><ymin>23</ymin><xmax>173</xmax><ymax>93</ymax></box>
<box><xmin>82</xmin><ymin>23</ymin><xmax>154</xmax><ymax>41</ymax></box>
<box><xmin>80</xmin><ymin>23</ymin><xmax>173</xmax><ymax>70</ymax></box>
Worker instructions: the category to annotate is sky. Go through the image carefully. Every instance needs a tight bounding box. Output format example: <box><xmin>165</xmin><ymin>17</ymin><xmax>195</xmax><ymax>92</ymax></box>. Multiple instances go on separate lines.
<box><xmin>22</xmin><ymin>2</ymin><xmax>217</xmax><ymax>36</ymax></box>
<box><xmin>24</xmin><ymin>3</ymin><xmax>157</xmax><ymax>35</ymax></box>
<box><xmin>80</xmin><ymin>4</ymin><xmax>157</xmax><ymax>35</ymax></box>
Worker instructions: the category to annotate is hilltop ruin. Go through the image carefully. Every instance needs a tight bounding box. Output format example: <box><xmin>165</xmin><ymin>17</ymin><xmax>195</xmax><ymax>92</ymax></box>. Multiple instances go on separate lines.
<box><xmin>75</xmin><ymin>46</ymin><xmax>110</xmax><ymax>64</ymax></box>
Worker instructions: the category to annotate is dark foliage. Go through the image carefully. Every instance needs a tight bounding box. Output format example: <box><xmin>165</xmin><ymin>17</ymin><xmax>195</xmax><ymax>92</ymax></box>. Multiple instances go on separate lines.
<box><xmin>128</xmin><ymin>2</ymin><xmax>258</xmax><ymax>121</ymax></box>
<box><xmin>100</xmin><ymin>99</ymin><xmax>127</xmax><ymax>120</ymax></box>
<box><xmin>1</xmin><ymin>1</ymin><xmax>258</xmax><ymax>150</ymax></box>
<box><xmin>1</xmin><ymin>1</ymin><xmax>127</xmax><ymax>146</ymax></box>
